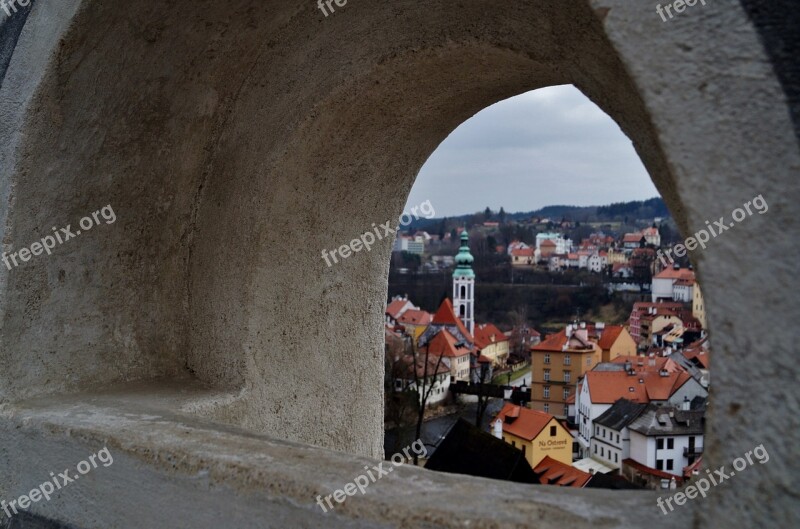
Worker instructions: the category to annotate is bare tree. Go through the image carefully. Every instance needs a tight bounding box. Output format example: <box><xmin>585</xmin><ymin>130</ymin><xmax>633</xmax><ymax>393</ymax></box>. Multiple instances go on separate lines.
<box><xmin>474</xmin><ymin>357</ymin><xmax>493</xmax><ymax>428</ymax></box>
<box><xmin>409</xmin><ymin>342</ymin><xmax>448</xmax><ymax>465</ymax></box>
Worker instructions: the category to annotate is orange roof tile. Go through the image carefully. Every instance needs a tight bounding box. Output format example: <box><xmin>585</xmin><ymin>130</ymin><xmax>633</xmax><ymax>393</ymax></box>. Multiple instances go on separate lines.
<box><xmin>533</xmin><ymin>456</ymin><xmax>592</xmax><ymax>488</ymax></box>
<box><xmin>474</xmin><ymin>323</ymin><xmax>509</xmax><ymax>350</ymax></box>
<box><xmin>584</xmin><ymin>369</ymin><xmax>693</xmax><ymax>404</ymax></box>
<box><xmin>431</xmin><ymin>298</ymin><xmax>473</xmax><ymax>342</ymax></box>
<box><xmin>494</xmin><ymin>403</ymin><xmax>564</xmax><ymax>442</ymax></box>
<box><xmin>654</xmin><ymin>267</ymin><xmax>696</xmax><ymax>281</ymax></box>
<box><xmin>398</xmin><ymin>309</ymin><xmax>432</xmax><ymax>326</ymax></box>
<box><xmin>386</xmin><ymin>299</ymin><xmax>413</xmax><ymax>319</ymax></box>
<box><xmin>421</xmin><ymin>329</ymin><xmax>472</xmax><ymax>358</ymax></box>
<box><xmin>597</xmin><ymin>325</ymin><xmax>624</xmax><ymax>350</ymax></box>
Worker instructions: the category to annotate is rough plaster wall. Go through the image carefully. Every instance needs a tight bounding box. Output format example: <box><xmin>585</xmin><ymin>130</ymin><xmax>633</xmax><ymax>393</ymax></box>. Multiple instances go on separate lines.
<box><xmin>0</xmin><ymin>0</ymin><xmax>797</xmax><ymax>527</ymax></box>
<box><xmin>591</xmin><ymin>0</ymin><xmax>800</xmax><ymax>526</ymax></box>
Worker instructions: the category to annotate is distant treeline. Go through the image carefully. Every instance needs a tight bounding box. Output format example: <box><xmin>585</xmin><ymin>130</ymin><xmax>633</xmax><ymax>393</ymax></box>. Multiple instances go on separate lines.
<box><xmin>408</xmin><ymin>197</ymin><xmax>668</xmax><ymax>231</ymax></box>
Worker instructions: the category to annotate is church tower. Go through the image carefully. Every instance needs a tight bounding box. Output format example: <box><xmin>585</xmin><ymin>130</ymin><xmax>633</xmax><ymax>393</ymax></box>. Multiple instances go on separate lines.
<box><xmin>452</xmin><ymin>230</ymin><xmax>475</xmax><ymax>335</ymax></box>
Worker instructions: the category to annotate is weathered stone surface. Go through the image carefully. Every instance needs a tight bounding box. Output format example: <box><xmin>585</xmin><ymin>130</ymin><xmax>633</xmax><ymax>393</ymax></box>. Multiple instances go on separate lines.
<box><xmin>0</xmin><ymin>0</ymin><xmax>797</xmax><ymax>527</ymax></box>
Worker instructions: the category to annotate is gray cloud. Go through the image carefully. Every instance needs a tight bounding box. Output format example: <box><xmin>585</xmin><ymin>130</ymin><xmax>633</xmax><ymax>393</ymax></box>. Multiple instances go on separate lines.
<box><xmin>405</xmin><ymin>85</ymin><xmax>658</xmax><ymax>217</ymax></box>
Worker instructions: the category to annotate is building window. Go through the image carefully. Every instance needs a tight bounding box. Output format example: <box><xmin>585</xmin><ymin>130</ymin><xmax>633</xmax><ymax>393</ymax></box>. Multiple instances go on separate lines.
<box><xmin>595</xmin><ymin>426</ymin><xmax>599</xmax><ymax>436</ymax></box>
<box><xmin>657</xmin><ymin>438</ymin><xmax>664</xmax><ymax>450</ymax></box>
<box><xmin>543</xmin><ymin>386</ymin><xmax>550</xmax><ymax>399</ymax></box>
<box><xmin>586</xmin><ymin>357</ymin><xmax>592</xmax><ymax>366</ymax></box>
<box><xmin>564</xmin><ymin>354</ymin><xmax>571</xmax><ymax>366</ymax></box>
<box><xmin>544</xmin><ymin>369</ymin><xmax>550</xmax><ymax>382</ymax></box>
<box><xmin>550</xmin><ymin>425</ymin><xmax>557</xmax><ymax>437</ymax></box>
<box><xmin>563</xmin><ymin>388</ymin><xmax>570</xmax><ymax>400</ymax></box>
<box><xmin>667</xmin><ymin>459</ymin><xmax>674</xmax><ymax>471</ymax></box>
<box><xmin>544</xmin><ymin>354</ymin><xmax>550</xmax><ymax>364</ymax></box>
<box><xmin>522</xmin><ymin>445</ymin><xmax>526</xmax><ymax>456</ymax></box>
<box><xmin>511</xmin><ymin>440</ymin><xmax>516</xmax><ymax>447</ymax></box>
<box><xmin>564</xmin><ymin>405</ymin><xmax>569</xmax><ymax>416</ymax></box>
<box><xmin>616</xmin><ymin>433</ymin><xmax>619</xmax><ymax>443</ymax></box>
<box><xmin>656</xmin><ymin>459</ymin><xmax>664</xmax><ymax>470</ymax></box>
<box><xmin>594</xmin><ymin>444</ymin><xmax>597</xmax><ymax>454</ymax></box>
<box><xmin>543</xmin><ymin>403</ymin><xmax>549</xmax><ymax>413</ymax></box>
<box><xmin>600</xmin><ymin>447</ymin><xmax>604</xmax><ymax>457</ymax></box>
<box><xmin>564</xmin><ymin>371</ymin><xmax>571</xmax><ymax>383</ymax></box>
<box><xmin>615</xmin><ymin>453</ymin><xmax>618</xmax><ymax>463</ymax></box>
<box><xmin>667</xmin><ymin>438</ymin><xmax>674</xmax><ymax>449</ymax></box>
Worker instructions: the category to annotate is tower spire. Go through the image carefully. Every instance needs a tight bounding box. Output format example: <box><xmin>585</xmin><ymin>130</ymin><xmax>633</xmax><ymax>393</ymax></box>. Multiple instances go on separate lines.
<box><xmin>452</xmin><ymin>230</ymin><xmax>475</xmax><ymax>335</ymax></box>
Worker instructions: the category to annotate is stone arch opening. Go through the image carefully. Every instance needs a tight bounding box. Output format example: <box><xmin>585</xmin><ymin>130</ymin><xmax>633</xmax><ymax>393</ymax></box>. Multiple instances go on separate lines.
<box><xmin>0</xmin><ymin>1</ymin><xmax>796</xmax><ymax>525</ymax></box>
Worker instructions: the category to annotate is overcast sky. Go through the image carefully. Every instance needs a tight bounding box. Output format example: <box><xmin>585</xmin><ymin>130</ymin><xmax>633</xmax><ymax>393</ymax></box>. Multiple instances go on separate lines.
<box><xmin>404</xmin><ymin>85</ymin><xmax>659</xmax><ymax>218</ymax></box>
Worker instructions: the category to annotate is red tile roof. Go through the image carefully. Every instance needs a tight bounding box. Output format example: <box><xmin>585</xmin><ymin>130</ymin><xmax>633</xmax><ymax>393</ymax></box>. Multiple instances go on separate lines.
<box><xmin>398</xmin><ymin>309</ymin><xmax>432</xmax><ymax>326</ymax></box>
<box><xmin>623</xmin><ymin>233</ymin><xmax>644</xmax><ymax>243</ymax></box>
<box><xmin>386</xmin><ymin>299</ymin><xmax>413</xmax><ymax>319</ymax></box>
<box><xmin>421</xmin><ymin>329</ymin><xmax>472</xmax><ymax>358</ymax></box>
<box><xmin>474</xmin><ymin>323</ymin><xmax>509</xmax><ymax>350</ymax></box>
<box><xmin>540</xmin><ymin>240</ymin><xmax>557</xmax><ymax>247</ymax></box>
<box><xmin>431</xmin><ymin>298</ymin><xmax>473</xmax><ymax>342</ymax></box>
<box><xmin>623</xmin><ymin>458</ymin><xmax>683</xmax><ymax>484</ymax></box>
<box><xmin>531</xmin><ymin>328</ymin><xmax>595</xmax><ymax>353</ymax></box>
<box><xmin>534</xmin><ymin>456</ymin><xmax>592</xmax><ymax>488</ymax></box>
<box><xmin>494</xmin><ymin>403</ymin><xmax>562</xmax><ymax>442</ymax></box>
<box><xmin>596</xmin><ymin>325</ymin><xmax>624</xmax><ymax>350</ymax></box>
<box><xmin>584</xmin><ymin>369</ymin><xmax>693</xmax><ymax>404</ymax></box>
<box><xmin>512</xmin><ymin>248</ymin><xmax>535</xmax><ymax>257</ymax></box>
<box><xmin>654</xmin><ymin>267</ymin><xmax>696</xmax><ymax>281</ymax></box>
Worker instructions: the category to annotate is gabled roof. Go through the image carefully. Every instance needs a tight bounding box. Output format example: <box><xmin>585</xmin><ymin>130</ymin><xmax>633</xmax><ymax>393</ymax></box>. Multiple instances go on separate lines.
<box><xmin>474</xmin><ymin>323</ymin><xmax>509</xmax><ymax>350</ymax></box>
<box><xmin>421</xmin><ymin>329</ymin><xmax>472</xmax><ymax>358</ymax></box>
<box><xmin>398</xmin><ymin>309</ymin><xmax>432</xmax><ymax>326</ymax></box>
<box><xmin>594</xmin><ymin>399</ymin><xmax>648</xmax><ymax>431</ymax></box>
<box><xmin>531</xmin><ymin>328</ymin><xmax>596</xmax><ymax>353</ymax></box>
<box><xmin>396</xmin><ymin>354</ymin><xmax>450</xmax><ymax>380</ymax></box>
<box><xmin>386</xmin><ymin>298</ymin><xmax>414</xmax><ymax>319</ymax></box>
<box><xmin>494</xmin><ymin>403</ymin><xmax>565</xmax><ymax>442</ymax></box>
<box><xmin>424</xmin><ymin>419</ymin><xmax>538</xmax><ymax>484</ymax></box>
<box><xmin>597</xmin><ymin>325</ymin><xmax>625</xmax><ymax>350</ymax></box>
<box><xmin>628</xmin><ymin>404</ymin><xmax>705</xmax><ymax>436</ymax></box>
<box><xmin>540</xmin><ymin>239</ymin><xmax>557</xmax><ymax>247</ymax></box>
<box><xmin>584</xmin><ymin>370</ymin><xmax>694</xmax><ymax>404</ymax></box>
<box><xmin>431</xmin><ymin>298</ymin><xmax>473</xmax><ymax>342</ymax></box>
<box><xmin>654</xmin><ymin>267</ymin><xmax>696</xmax><ymax>281</ymax></box>
<box><xmin>511</xmin><ymin>248</ymin><xmax>535</xmax><ymax>257</ymax></box>
<box><xmin>533</xmin><ymin>456</ymin><xmax>593</xmax><ymax>488</ymax></box>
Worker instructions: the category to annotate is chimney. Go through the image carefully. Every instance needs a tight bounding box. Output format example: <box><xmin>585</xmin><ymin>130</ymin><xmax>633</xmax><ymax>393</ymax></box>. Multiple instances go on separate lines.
<box><xmin>493</xmin><ymin>419</ymin><xmax>503</xmax><ymax>440</ymax></box>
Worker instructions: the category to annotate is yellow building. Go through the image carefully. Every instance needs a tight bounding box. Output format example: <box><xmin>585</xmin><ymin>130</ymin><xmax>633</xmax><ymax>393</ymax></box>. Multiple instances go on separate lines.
<box><xmin>693</xmin><ymin>284</ymin><xmax>707</xmax><ymax>329</ymax></box>
<box><xmin>606</xmin><ymin>248</ymin><xmax>628</xmax><ymax>265</ymax></box>
<box><xmin>493</xmin><ymin>403</ymin><xmax>573</xmax><ymax>467</ymax></box>
<box><xmin>397</xmin><ymin>309</ymin><xmax>433</xmax><ymax>346</ymax></box>
<box><xmin>596</xmin><ymin>324</ymin><xmax>637</xmax><ymax>362</ymax></box>
<box><xmin>529</xmin><ymin>323</ymin><xmax>632</xmax><ymax>417</ymax></box>
<box><xmin>474</xmin><ymin>323</ymin><xmax>510</xmax><ymax>368</ymax></box>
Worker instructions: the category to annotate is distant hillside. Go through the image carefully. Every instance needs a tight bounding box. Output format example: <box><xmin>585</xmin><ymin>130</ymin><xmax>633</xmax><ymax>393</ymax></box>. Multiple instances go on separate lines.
<box><xmin>408</xmin><ymin>197</ymin><xmax>667</xmax><ymax>230</ymax></box>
